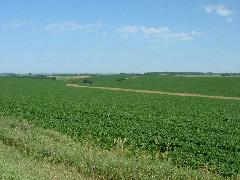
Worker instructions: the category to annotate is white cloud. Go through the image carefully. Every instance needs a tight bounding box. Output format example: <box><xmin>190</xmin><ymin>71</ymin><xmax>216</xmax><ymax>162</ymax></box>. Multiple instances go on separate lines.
<box><xmin>204</xmin><ymin>4</ymin><xmax>233</xmax><ymax>17</ymax></box>
<box><xmin>117</xmin><ymin>25</ymin><xmax>202</xmax><ymax>41</ymax></box>
<box><xmin>117</xmin><ymin>26</ymin><xmax>139</xmax><ymax>34</ymax></box>
<box><xmin>45</xmin><ymin>21</ymin><xmax>102</xmax><ymax>31</ymax></box>
<box><xmin>0</xmin><ymin>20</ymin><xmax>103</xmax><ymax>31</ymax></box>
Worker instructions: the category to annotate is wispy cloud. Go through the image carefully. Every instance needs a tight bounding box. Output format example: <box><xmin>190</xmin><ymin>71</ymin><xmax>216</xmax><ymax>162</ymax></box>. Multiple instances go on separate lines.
<box><xmin>0</xmin><ymin>20</ymin><xmax>103</xmax><ymax>32</ymax></box>
<box><xmin>45</xmin><ymin>21</ymin><xmax>102</xmax><ymax>31</ymax></box>
<box><xmin>117</xmin><ymin>25</ymin><xmax>202</xmax><ymax>41</ymax></box>
<box><xmin>204</xmin><ymin>4</ymin><xmax>232</xmax><ymax>16</ymax></box>
<box><xmin>0</xmin><ymin>21</ymin><xmax>28</xmax><ymax>28</ymax></box>
<box><xmin>203</xmin><ymin>4</ymin><xmax>233</xmax><ymax>22</ymax></box>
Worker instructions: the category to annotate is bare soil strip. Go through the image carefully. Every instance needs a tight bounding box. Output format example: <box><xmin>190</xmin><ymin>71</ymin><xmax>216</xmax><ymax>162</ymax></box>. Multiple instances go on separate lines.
<box><xmin>67</xmin><ymin>84</ymin><xmax>240</xmax><ymax>101</ymax></box>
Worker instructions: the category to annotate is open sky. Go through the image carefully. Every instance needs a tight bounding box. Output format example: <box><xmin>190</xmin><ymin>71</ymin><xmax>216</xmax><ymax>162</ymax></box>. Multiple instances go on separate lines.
<box><xmin>0</xmin><ymin>0</ymin><xmax>239</xmax><ymax>73</ymax></box>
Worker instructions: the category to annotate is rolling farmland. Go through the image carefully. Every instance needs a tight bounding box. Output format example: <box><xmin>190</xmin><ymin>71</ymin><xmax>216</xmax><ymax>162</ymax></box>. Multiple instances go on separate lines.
<box><xmin>1</xmin><ymin>0</ymin><xmax>239</xmax><ymax>179</ymax></box>
<box><xmin>1</xmin><ymin>76</ymin><xmax>240</xmax><ymax>178</ymax></box>
<box><xmin>79</xmin><ymin>74</ymin><xmax>240</xmax><ymax>97</ymax></box>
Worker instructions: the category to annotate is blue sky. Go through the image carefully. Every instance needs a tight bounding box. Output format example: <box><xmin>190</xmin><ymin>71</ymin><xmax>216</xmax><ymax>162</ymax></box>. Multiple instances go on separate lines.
<box><xmin>0</xmin><ymin>0</ymin><xmax>239</xmax><ymax>73</ymax></box>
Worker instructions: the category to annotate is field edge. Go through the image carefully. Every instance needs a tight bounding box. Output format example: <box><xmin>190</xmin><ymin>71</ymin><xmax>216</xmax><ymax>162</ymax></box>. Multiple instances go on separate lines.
<box><xmin>0</xmin><ymin>116</ymin><xmax>223</xmax><ymax>180</ymax></box>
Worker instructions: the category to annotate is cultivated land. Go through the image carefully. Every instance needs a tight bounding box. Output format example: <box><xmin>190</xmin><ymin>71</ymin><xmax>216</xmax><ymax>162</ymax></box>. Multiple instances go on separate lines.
<box><xmin>67</xmin><ymin>84</ymin><xmax>240</xmax><ymax>101</ymax></box>
<box><xmin>78</xmin><ymin>74</ymin><xmax>240</xmax><ymax>97</ymax></box>
<box><xmin>1</xmin><ymin>75</ymin><xmax>240</xmax><ymax>179</ymax></box>
<box><xmin>0</xmin><ymin>117</ymin><xmax>220</xmax><ymax>179</ymax></box>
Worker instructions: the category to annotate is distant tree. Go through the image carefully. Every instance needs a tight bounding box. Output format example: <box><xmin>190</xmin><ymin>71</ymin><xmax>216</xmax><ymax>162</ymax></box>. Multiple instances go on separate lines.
<box><xmin>71</xmin><ymin>78</ymin><xmax>75</xmax><ymax>84</ymax></box>
<box><xmin>83</xmin><ymin>79</ymin><xmax>93</xmax><ymax>84</ymax></box>
<box><xmin>50</xmin><ymin>77</ymin><xmax>56</xmax><ymax>80</ymax></box>
<box><xmin>117</xmin><ymin>78</ymin><xmax>126</xmax><ymax>82</ymax></box>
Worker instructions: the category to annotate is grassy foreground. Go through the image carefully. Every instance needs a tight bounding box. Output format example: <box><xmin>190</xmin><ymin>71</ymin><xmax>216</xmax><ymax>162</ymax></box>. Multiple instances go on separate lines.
<box><xmin>0</xmin><ymin>116</ymin><xmax>222</xmax><ymax>179</ymax></box>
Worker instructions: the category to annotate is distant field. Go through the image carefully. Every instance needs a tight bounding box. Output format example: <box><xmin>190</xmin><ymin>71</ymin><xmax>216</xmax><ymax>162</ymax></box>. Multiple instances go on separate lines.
<box><xmin>78</xmin><ymin>75</ymin><xmax>240</xmax><ymax>97</ymax></box>
<box><xmin>0</xmin><ymin>77</ymin><xmax>240</xmax><ymax>177</ymax></box>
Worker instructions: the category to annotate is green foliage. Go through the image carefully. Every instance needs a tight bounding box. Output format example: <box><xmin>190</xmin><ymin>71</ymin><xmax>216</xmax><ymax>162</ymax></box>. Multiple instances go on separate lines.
<box><xmin>84</xmin><ymin>74</ymin><xmax>240</xmax><ymax>97</ymax></box>
<box><xmin>116</xmin><ymin>78</ymin><xmax>126</xmax><ymax>82</ymax></box>
<box><xmin>0</xmin><ymin>77</ymin><xmax>240</xmax><ymax>177</ymax></box>
<box><xmin>0</xmin><ymin>117</ymin><xmax>221</xmax><ymax>179</ymax></box>
<box><xmin>83</xmin><ymin>79</ymin><xmax>93</xmax><ymax>84</ymax></box>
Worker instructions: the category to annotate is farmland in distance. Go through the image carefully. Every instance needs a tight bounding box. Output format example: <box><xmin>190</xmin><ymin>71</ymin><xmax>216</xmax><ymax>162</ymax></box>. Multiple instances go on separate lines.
<box><xmin>77</xmin><ymin>74</ymin><xmax>240</xmax><ymax>97</ymax></box>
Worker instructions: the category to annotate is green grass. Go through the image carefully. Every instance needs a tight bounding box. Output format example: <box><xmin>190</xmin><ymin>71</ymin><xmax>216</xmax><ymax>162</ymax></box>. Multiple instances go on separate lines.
<box><xmin>0</xmin><ymin>77</ymin><xmax>240</xmax><ymax>177</ymax></box>
<box><xmin>0</xmin><ymin>116</ymin><xmax>222</xmax><ymax>179</ymax></box>
<box><xmin>0</xmin><ymin>142</ymin><xmax>90</xmax><ymax>180</ymax></box>
<box><xmin>79</xmin><ymin>74</ymin><xmax>240</xmax><ymax>97</ymax></box>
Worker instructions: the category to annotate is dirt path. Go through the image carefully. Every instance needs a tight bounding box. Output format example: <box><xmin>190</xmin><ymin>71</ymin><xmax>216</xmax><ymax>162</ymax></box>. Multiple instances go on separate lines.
<box><xmin>67</xmin><ymin>84</ymin><xmax>240</xmax><ymax>101</ymax></box>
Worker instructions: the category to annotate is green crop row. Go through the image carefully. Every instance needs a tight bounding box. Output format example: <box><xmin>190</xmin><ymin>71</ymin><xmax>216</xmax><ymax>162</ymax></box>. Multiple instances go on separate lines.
<box><xmin>80</xmin><ymin>74</ymin><xmax>240</xmax><ymax>97</ymax></box>
<box><xmin>0</xmin><ymin>77</ymin><xmax>240</xmax><ymax>177</ymax></box>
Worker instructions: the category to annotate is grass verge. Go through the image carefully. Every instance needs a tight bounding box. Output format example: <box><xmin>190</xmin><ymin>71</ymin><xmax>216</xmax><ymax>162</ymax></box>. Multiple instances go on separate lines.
<box><xmin>0</xmin><ymin>116</ymin><xmax>223</xmax><ymax>179</ymax></box>
<box><xmin>0</xmin><ymin>141</ymin><xmax>91</xmax><ymax>180</ymax></box>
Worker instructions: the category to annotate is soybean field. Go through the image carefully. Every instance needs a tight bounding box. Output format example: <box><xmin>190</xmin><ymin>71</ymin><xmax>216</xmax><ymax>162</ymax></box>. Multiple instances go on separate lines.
<box><xmin>0</xmin><ymin>76</ymin><xmax>240</xmax><ymax>178</ymax></box>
